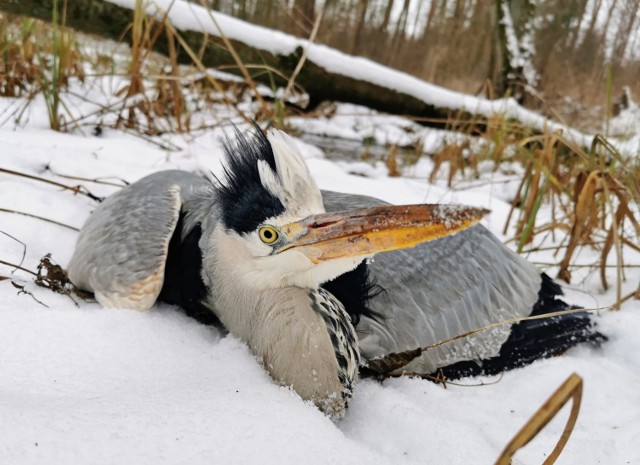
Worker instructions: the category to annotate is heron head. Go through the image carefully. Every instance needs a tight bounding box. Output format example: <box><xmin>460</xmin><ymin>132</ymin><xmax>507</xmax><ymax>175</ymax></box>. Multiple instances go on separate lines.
<box><xmin>214</xmin><ymin>127</ymin><xmax>486</xmax><ymax>290</ymax></box>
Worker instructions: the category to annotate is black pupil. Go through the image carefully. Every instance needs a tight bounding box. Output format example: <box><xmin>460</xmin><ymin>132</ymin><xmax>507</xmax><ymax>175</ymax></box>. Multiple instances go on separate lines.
<box><xmin>264</xmin><ymin>230</ymin><xmax>273</xmax><ymax>239</ymax></box>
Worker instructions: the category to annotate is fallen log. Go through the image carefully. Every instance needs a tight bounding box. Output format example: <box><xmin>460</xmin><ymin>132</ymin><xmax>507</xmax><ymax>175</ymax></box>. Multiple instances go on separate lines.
<box><xmin>1</xmin><ymin>0</ymin><xmax>592</xmax><ymax>143</ymax></box>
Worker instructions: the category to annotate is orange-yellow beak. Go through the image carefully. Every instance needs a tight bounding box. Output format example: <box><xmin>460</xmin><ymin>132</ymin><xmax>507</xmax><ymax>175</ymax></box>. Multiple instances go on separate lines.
<box><xmin>275</xmin><ymin>204</ymin><xmax>489</xmax><ymax>263</ymax></box>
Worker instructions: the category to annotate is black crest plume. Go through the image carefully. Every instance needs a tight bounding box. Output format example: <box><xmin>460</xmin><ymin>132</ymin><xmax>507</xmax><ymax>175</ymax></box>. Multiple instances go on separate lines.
<box><xmin>217</xmin><ymin>127</ymin><xmax>285</xmax><ymax>234</ymax></box>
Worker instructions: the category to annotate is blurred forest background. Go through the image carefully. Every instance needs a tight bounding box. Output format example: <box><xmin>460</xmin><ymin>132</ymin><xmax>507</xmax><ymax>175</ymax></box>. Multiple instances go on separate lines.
<box><xmin>204</xmin><ymin>0</ymin><xmax>640</xmax><ymax>129</ymax></box>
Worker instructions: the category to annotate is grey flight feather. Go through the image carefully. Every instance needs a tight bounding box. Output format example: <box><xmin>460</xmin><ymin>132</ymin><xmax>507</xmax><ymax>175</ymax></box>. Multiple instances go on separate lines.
<box><xmin>68</xmin><ymin>170</ymin><xmax>213</xmax><ymax>309</ymax></box>
<box><xmin>321</xmin><ymin>190</ymin><xmax>541</xmax><ymax>373</ymax></box>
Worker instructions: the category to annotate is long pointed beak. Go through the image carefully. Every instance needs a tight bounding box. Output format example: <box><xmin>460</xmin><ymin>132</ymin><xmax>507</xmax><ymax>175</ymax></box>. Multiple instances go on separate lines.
<box><xmin>276</xmin><ymin>204</ymin><xmax>489</xmax><ymax>263</ymax></box>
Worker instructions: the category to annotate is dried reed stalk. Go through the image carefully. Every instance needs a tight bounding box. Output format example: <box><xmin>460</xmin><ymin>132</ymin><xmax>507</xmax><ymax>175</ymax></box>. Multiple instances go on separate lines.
<box><xmin>0</xmin><ymin>167</ymin><xmax>102</xmax><ymax>201</ymax></box>
<box><xmin>197</xmin><ymin>0</ymin><xmax>270</xmax><ymax>118</ymax></box>
<box><xmin>0</xmin><ymin>208</ymin><xmax>79</xmax><ymax>231</ymax></box>
<box><xmin>162</xmin><ymin>20</ymin><xmax>253</xmax><ymax>125</ymax></box>
<box><xmin>494</xmin><ymin>373</ymin><xmax>583</xmax><ymax>465</ymax></box>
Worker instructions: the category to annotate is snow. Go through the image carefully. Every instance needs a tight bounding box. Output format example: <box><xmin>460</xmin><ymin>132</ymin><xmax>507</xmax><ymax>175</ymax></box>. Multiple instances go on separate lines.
<box><xmin>609</xmin><ymin>89</ymin><xmax>640</xmax><ymax>137</ymax></box>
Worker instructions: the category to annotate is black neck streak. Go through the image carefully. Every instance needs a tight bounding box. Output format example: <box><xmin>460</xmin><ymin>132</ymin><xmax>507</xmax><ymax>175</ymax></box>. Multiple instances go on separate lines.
<box><xmin>322</xmin><ymin>262</ymin><xmax>384</xmax><ymax>327</ymax></box>
<box><xmin>309</xmin><ymin>288</ymin><xmax>360</xmax><ymax>403</ymax></box>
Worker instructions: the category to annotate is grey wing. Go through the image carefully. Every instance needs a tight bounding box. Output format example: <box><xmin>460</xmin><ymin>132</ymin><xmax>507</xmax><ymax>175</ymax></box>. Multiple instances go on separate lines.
<box><xmin>321</xmin><ymin>190</ymin><xmax>542</xmax><ymax>373</ymax></box>
<box><xmin>68</xmin><ymin>170</ymin><xmax>212</xmax><ymax>310</ymax></box>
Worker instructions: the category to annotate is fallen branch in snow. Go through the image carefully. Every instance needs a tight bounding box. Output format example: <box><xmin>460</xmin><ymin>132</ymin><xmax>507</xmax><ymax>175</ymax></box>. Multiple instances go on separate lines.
<box><xmin>0</xmin><ymin>208</ymin><xmax>80</xmax><ymax>231</ymax></box>
<box><xmin>0</xmin><ymin>230</ymin><xmax>27</xmax><ymax>271</ymax></box>
<box><xmin>35</xmin><ymin>254</ymin><xmax>88</xmax><ymax>307</ymax></box>
<box><xmin>0</xmin><ymin>167</ymin><xmax>103</xmax><ymax>202</ymax></box>
<box><xmin>0</xmin><ymin>259</ymin><xmax>38</xmax><ymax>277</ymax></box>
<box><xmin>381</xmin><ymin>370</ymin><xmax>505</xmax><ymax>389</ymax></box>
<box><xmin>45</xmin><ymin>167</ymin><xmax>130</xmax><ymax>188</ymax></box>
<box><xmin>10</xmin><ymin>281</ymin><xmax>49</xmax><ymax>308</ymax></box>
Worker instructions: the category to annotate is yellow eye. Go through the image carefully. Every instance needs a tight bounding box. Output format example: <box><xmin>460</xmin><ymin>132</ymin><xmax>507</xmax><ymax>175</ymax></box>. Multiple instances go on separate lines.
<box><xmin>259</xmin><ymin>226</ymin><xmax>279</xmax><ymax>244</ymax></box>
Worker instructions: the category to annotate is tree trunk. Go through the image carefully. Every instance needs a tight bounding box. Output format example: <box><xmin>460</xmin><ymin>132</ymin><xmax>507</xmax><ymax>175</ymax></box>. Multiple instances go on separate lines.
<box><xmin>293</xmin><ymin>0</ymin><xmax>315</xmax><ymax>36</ymax></box>
<box><xmin>568</xmin><ymin>0</ymin><xmax>590</xmax><ymax>50</ymax></box>
<box><xmin>348</xmin><ymin>0</ymin><xmax>368</xmax><ymax>55</ymax></box>
<box><xmin>596</xmin><ymin>0</ymin><xmax>619</xmax><ymax>62</ymax></box>
<box><xmin>422</xmin><ymin>0</ymin><xmax>439</xmax><ymax>37</ymax></box>
<box><xmin>493</xmin><ymin>0</ymin><xmax>537</xmax><ymax>103</ymax></box>
<box><xmin>379</xmin><ymin>0</ymin><xmax>394</xmax><ymax>34</ymax></box>
<box><xmin>612</xmin><ymin>0</ymin><xmax>640</xmax><ymax>63</ymax></box>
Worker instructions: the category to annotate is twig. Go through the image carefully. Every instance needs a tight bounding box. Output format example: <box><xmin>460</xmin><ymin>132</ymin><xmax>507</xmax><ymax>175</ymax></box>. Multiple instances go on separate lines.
<box><xmin>530</xmin><ymin>262</ymin><xmax>640</xmax><ymax>269</ymax></box>
<box><xmin>0</xmin><ymin>230</ymin><xmax>27</xmax><ymax>271</ymax></box>
<box><xmin>622</xmin><ymin>237</ymin><xmax>640</xmax><ymax>253</ymax></box>
<box><xmin>425</xmin><ymin>307</ymin><xmax>611</xmax><ymax>353</ymax></box>
<box><xmin>11</xmin><ymin>281</ymin><xmax>49</xmax><ymax>308</ymax></box>
<box><xmin>0</xmin><ymin>167</ymin><xmax>103</xmax><ymax>202</ymax></box>
<box><xmin>520</xmin><ymin>241</ymin><xmax>605</xmax><ymax>254</ymax></box>
<box><xmin>283</xmin><ymin>9</ymin><xmax>324</xmax><ymax>101</ymax></box>
<box><xmin>45</xmin><ymin>167</ymin><xmax>130</xmax><ymax>188</ymax></box>
<box><xmin>384</xmin><ymin>371</ymin><xmax>505</xmax><ymax>388</ymax></box>
<box><xmin>448</xmin><ymin>178</ymin><xmax>520</xmax><ymax>190</ymax></box>
<box><xmin>198</xmin><ymin>0</ymin><xmax>270</xmax><ymax>117</ymax></box>
<box><xmin>620</xmin><ymin>286</ymin><xmax>640</xmax><ymax>305</ymax></box>
<box><xmin>0</xmin><ymin>208</ymin><xmax>79</xmax><ymax>231</ymax></box>
<box><xmin>215</xmin><ymin>64</ymin><xmax>304</xmax><ymax>91</ymax></box>
<box><xmin>0</xmin><ymin>259</ymin><xmax>37</xmax><ymax>276</ymax></box>
<box><xmin>495</xmin><ymin>373</ymin><xmax>583</xmax><ymax>465</ymax></box>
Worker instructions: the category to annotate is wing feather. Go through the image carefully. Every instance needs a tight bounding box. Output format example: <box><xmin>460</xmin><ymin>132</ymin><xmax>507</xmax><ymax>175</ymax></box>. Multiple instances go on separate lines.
<box><xmin>68</xmin><ymin>170</ymin><xmax>211</xmax><ymax>310</ymax></box>
<box><xmin>321</xmin><ymin>190</ymin><xmax>541</xmax><ymax>373</ymax></box>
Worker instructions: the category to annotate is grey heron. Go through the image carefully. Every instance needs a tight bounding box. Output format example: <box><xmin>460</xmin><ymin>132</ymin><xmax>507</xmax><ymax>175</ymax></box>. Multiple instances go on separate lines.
<box><xmin>68</xmin><ymin>128</ymin><xmax>603</xmax><ymax>420</ymax></box>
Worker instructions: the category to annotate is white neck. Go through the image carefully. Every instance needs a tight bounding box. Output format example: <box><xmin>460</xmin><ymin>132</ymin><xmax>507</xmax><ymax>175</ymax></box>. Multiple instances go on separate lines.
<box><xmin>202</xmin><ymin>233</ymin><xmax>359</xmax><ymax>419</ymax></box>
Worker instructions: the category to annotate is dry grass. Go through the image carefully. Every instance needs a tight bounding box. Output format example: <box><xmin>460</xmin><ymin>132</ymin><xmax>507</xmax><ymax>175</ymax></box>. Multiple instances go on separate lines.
<box><xmin>0</xmin><ymin>2</ymin><xmax>258</xmax><ymax>135</ymax></box>
<box><xmin>111</xmin><ymin>0</ymin><xmax>194</xmax><ymax>135</ymax></box>
<box><xmin>429</xmin><ymin>114</ymin><xmax>639</xmax><ymax>309</ymax></box>
<box><xmin>508</xmin><ymin>133</ymin><xmax>639</xmax><ymax>308</ymax></box>
<box><xmin>0</xmin><ymin>5</ymin><xmax>84</xmax><ymax>130</ymax></box>
<box><xmin>494</xmin><ymin>373</ymin><xmax>583</xmax><ymax>465</ymax></box>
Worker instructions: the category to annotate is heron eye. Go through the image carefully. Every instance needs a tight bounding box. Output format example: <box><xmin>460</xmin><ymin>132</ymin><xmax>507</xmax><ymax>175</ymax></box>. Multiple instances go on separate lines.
<box><xmin>259</xmin><ymin>226</ymin><xmax>279</xmax><ymax>244</ymax></box>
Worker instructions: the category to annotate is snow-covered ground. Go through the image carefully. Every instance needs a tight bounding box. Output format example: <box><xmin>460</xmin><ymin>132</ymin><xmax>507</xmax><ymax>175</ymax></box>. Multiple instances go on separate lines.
<box><xmin>1</xmin><ymin>101</ymin><xmax>639</xmax><ymax>465</ymax></box>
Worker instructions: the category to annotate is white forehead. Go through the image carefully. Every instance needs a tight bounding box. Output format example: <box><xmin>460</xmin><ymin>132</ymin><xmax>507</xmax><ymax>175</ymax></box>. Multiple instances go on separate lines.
<box><xmin>258</xmin><ymin>129</ymin><xmax>324</xmax><ymax>218</ymax></box>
